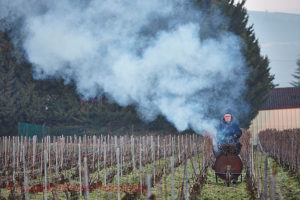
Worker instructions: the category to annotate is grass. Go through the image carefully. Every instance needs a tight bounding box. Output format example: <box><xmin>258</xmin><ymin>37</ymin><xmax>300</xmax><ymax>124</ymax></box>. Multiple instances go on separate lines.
<box><xmin>1</xmin><ymin>151</ymin><xmax>299</xmax><ymax>200</ymax></box>
<box><xmin>270</xmin><ymin>159</ymin><xmax>300</xmax><ymax>200</ymax></box>
<box><xmin>254</xmin><ymin>150</ymin><xmax>300</xmax><ymax>200</ymax></box>
<box><xmin>198</xmin><ymin>168</ymin><xmax>250</xmax><ymax>200</ymax></box>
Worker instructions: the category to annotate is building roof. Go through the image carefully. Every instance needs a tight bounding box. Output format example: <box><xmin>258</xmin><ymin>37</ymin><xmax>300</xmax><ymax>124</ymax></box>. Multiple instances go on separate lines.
<box><xmin>261</xmin><ymin>87</ymin><xmax>300</xmax><ymax>110</ymax></box>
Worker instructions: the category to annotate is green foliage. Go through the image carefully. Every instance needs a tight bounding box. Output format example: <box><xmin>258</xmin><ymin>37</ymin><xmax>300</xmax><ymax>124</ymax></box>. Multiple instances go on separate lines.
<box><xmin>0</xmin><ymin>33</ymin><xmax>173</xmax><ymax>135</ymax></box>
<box><xmin>194</xmin><ymin>0</ymin><xmax>275</xmax><ymax>128</ymax></box>
<box><xmin>199</xmin><ymin>168</ymin><xmax>249</xmax><ymax>200</ymax></box>
<box><xmin>0</xmin><ymin>31</ymin><xmax>84</xmax><ymax>134</ymax></box>
<box><xmin>290</xmin><ymin>59</ymin><xmax>300</xmax><ymax>87</ymax></box>
<box><xmin>0</xmin><ymin>31</ymin><xmax>36</xmax><ymax>135</ymax></box>
<box><xmin>226</xmin><ymin>1</ymin><xmax>275</xmax><ymax>128</ymax></box>
<box><xmin>0</xmin><ymin>0</ymin><xmax>275</xmax><ymax>134</ymax></box>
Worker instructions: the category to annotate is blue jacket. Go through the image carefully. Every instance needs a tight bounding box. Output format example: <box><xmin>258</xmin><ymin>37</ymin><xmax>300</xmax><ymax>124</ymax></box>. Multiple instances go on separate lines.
<box><xmin>216</xmin><ymin>118</ymin><xmax>242</xmax><ymax>145</ymax></box>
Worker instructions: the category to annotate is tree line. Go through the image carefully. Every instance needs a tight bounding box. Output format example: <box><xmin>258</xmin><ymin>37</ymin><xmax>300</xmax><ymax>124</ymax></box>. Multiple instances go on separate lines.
<box><xmin>0</xmin><ymin>0</ymin><xmax>275</xmax><ymax>136</ymax></box>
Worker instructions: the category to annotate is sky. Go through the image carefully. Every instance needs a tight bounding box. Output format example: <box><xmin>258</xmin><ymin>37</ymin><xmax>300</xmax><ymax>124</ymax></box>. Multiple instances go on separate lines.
<box><xmin>243</xmin><ymin>0</ymin><xmax>300</xmax><ymax>87</ymax></box>
<box><xmin>245</xmin><ymin>0</ymin><xmax>300</xmax><ymax>14</ymax></box>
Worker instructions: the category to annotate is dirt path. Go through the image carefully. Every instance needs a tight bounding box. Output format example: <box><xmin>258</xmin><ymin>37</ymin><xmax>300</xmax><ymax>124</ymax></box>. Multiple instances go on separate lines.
<box><xmin>198</xmin><ymin>168</ymin><xmax>251</xmax><ymax>200</ymax></box>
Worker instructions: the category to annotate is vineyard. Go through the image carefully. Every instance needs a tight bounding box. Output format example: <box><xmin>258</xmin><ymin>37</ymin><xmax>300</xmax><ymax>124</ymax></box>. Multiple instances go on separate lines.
<box><xmin>0</xmin><ymin>129</ymin><xmax>299</xmax><ymax>200</ymax></box>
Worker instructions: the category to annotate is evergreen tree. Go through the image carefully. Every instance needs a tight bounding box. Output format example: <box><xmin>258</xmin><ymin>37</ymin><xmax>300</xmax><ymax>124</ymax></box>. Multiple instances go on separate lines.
<box><xmin>228</xmin><ymin>0</ymin><xmax>275</xmax><ymax>128</ymax></box>
<box><xmin>0</xmin><ymin>31</ymin><xmax>82</xmax><ymax>134</ymax></box>
<box><xmin>194</xmin><ymin>0</ymin><xmax>275</xmax><ymax>128</ymax></box>
<box><xmin>0</xmin><ymin>0</ymin><xmax>276</xmax><ymax>135</ymax></box>
<box><xmin>0</xmin><ymin>31</ymin><xmax>37</xmax><ymax>135</ymax></box>
<box><xmin>32</xmin><ymin>79</ymin><xmax>82</xmax><ymax>126</ymax></box>
<box><xmin>290</xmin><ymin>59</ymin><xmax>300</xmax><ymax>87</ymax></box>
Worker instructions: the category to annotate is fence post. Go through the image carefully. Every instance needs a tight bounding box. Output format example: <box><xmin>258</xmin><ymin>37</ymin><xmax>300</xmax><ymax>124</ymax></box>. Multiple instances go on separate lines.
<box><xmin>33</xmin><ymin>135</ymin><xmax>36</xmax><ymax>169</ymax></box>
<box><xmin>104</xmin><ymin>140</ymin><xmax>107</xmax><ymax>185</ymax></box>
<box><xmin>151</xmin><ymin>136</ymin><xmax>155</xmax><ymax>184</ymax></box>
<box><xmin>55</xmin><ymin>141</ymin><xmax>58</xmax><ymax>180</ymax></box>
<box><xmin>12</xmin><ymin>137</ymin><xmax>15</xmax><ymax>183</ymax></box>
<box><xmin>256</xmin><ymin>147</ymin><xmax>261</xmax><ymax>199</ymax></box>
<box><xmin>139</xmin><ymin>139</ymin><xmax>143</xmax><ymax>196</ymax></box>
<box><xmin>44</xmin><ymin>149</ymin><xmax>48</xmax><ymax>200</ymax></box>
<box><xmin>4</xmin><ymin>137</ymin><xmax>7</xmax><ymax>167</ymax></box>
<box><xmin>131</xmin><ymin>136</ymin><xmax>135</xmax><ymax>170</ymax></box>
<box><xmin>263</xmin><ymin>153</ymin><xmax>269</xmax><ymax>200</ymax></box>
<box><xmin>163</xmin><ymin>139</ymin><xmax>166</xmax><ymax>175</ymax></box>
<box><xmin>17</xmin><ymin>137</ymin><xmax>20</xmax><ymax>169</ymax></box>
<box><xmin>116</xmin><ymin>148</ymin><xmax>120</xmax><ymax>200</ymax></box>
<box><xmin>171</xmin><ymin>156</ymin><xmax>175</xmax><ymax>200</ymax></box>
<box><xmin>178</xmin><ymin>135</ymin><xmax>181</xmax><ymax>162</ymax></box>
<box><xmin>78</xmin><ymin>139</ymin><xmax>82</xmax><ymax>196</ymax></box>
<box><xmin>147</xmin><ymin>174</ymin><xmax>152</xmax><ymax>200</ymax></box>
<box><xmin>185</xmin><ymin>145</ymin><xmax>189</xmax><ymax>200</ymax></box>
<box><xmin>84</xmin><ymin>157</ymin><xmax>90</xmax><ymax>200</ymax></box>
<box><xmin>23</xmin><ymin>144</ymin><xmax>30</xmax><ymax>200</ymax></box>
<box><xmin>193</xmin><ymin>141</ymin><xmax>198</xmax><ymax>173</ymax></box>
<box><xmin>270</xmin><ymin>167</ymin><xmax>275</xmax><ymax>200</ymax></box>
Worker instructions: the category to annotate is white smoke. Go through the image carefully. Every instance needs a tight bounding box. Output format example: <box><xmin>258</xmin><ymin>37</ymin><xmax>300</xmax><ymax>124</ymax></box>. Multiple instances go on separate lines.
<box><xmin>0</xmin><ymin>0</ymin><xmax>248</xmax><ymax>133</ymax></box>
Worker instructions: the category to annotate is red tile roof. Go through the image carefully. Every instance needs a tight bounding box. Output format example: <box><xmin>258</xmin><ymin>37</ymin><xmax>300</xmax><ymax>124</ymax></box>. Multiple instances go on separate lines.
<box><xmin>261</xmin><ymin>87</ymin><xmax>300</xmax><ymax>110</ymax></box>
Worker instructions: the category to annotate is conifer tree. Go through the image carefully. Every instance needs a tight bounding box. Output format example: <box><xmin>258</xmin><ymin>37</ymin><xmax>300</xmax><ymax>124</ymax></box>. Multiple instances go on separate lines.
<box><xmin>0</xmin><ymin>31</ymin><xmax>36</xmax><ymax>135</ymax></box>
<box><xmin>290</xmin><ymin>59</ymin><xmax>300</xmax><ymax>87</ymax></box>
<box><xmin>0</xmin><ymin>0</ymin><xmax>276</xmax><ymax>134</ymax></box>
<box><xmin>226</xmin><ymin>0</ymin><xmax>275</xmax><ymax>128</ymax></box>
<box><xmin>195</xmin><ymin>0</ymin><xmax>275</xmax><ymax>128</ymax></box>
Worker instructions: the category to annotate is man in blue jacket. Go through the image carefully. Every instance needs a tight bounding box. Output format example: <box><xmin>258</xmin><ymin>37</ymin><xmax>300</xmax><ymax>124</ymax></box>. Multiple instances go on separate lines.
<box><xmin>214</xmin><ymin>110</ymin><xmax>242</xmax><ymax>157</ymax></box>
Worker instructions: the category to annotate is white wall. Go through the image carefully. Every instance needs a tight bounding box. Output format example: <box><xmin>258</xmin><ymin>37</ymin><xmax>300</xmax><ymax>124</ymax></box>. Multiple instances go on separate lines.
<box><xmin>248</xmin><ymin>108</ymin><xmax>300</xmax><ymax>138</ymax></box>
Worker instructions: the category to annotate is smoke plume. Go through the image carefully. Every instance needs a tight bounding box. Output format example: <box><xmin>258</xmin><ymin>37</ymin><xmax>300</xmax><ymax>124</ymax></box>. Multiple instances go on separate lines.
<box><xmin>0</xmin><ymin>0</ymin><xmax>248</xmax><ymax>134</ymax></box>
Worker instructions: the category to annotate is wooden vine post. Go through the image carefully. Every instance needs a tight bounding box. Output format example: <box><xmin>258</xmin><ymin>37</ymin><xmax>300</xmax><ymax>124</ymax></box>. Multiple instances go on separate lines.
<box><xmin>84</xmin><ymin>157</ymin><xmax>90</xmax><ymax>200</ymax></box>
<box><xmin>171</xmin><ymin>156</ymin><xmax>175</xmax><ymax>200</ymax></box>
<box><xmin>23</xmin><ymin>144</ymin><xmax>30</xmax><ymax>200</ymax></box>
<box><xmin>78</xmin><ymin>138</ymin><xmax>82</xmax><ymax>196</ymax></box>
<box><xmin>44</xmin><ymin>149</ymin><xmax>48</xmax><ymax>200</ymax></box>
<box><xmin>116</xmin><ymin>148</ymin><xmax>120</xmax><ymax>200</ymax></box>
